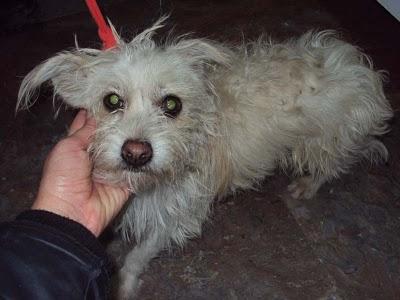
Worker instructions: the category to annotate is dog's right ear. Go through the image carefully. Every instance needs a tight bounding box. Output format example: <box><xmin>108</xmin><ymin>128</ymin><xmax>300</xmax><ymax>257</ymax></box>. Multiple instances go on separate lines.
<box><xmin>169</xmin><ymin>38</ymin><xmax>231</xmax><ymax>70</ymax></box>
<box><xmin>17</xmin><ymin>50</ymin><xmax>96</xmax><ymax>112</ymax></box>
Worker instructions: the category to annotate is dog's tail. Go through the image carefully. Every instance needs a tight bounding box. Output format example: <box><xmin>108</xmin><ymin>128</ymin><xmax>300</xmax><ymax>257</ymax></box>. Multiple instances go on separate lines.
<box><xmin>361</xmin><ymin>137</ymin><xmax>390</xmax><ymax>164</ymax></box>
<box><xmin>298</xmin><ymin>30</ymin><xmax>393</xmax><ymax>134</ymax></box>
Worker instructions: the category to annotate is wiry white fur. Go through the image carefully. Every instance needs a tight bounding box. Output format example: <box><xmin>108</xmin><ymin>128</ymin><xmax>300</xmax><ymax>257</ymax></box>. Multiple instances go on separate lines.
<box><xmin>17</xmin><ymin>19</ymin><xmax>392</xmax><ymax>299</ymax></box>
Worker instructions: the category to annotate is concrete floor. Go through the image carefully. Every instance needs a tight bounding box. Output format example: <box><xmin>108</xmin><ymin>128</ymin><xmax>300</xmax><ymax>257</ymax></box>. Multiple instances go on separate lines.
<box><xmin>1</xmin><ymin>0</ymin><xmax>400</xmax><ymax>299</ymax></box>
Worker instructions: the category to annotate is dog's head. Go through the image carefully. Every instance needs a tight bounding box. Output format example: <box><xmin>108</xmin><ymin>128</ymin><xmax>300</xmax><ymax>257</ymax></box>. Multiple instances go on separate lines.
<box><xmin>17</xmin><ymin>19</ymin><xmax>230</xmax><ymax>191</ymax></box>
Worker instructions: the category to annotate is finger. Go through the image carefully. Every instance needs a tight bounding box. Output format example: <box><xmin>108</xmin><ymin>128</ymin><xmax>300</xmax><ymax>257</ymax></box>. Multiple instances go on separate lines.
<box><xmin>108</xmin><ymin>186</ymin><xmax>131</xmax><ymax>218</ymax></box>
<box><xmin>114</xmin><ymin>187</ymin><xmax>131</xmax><ymax>207</ymax></box>
<box><xmin>92</xmin><ymin>183</ymin><xmax>131</xmax><ymax>235</ymax></box>
<box><xmin>72</xmin><ymin>115</ymin><xmax>97</xmax><ymax>147</ymax></box>
<box><xmin>68</xmin><ymin>110</ymin><xmax>87</xmax><ymax>136</ymax></box>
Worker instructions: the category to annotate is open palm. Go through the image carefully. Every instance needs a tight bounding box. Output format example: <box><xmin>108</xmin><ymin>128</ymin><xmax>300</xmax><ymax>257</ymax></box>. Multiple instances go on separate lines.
<box><xmin>32</xmin><ymin>110</ymin><xmax>130</xmax><ymax>236</ymax></box>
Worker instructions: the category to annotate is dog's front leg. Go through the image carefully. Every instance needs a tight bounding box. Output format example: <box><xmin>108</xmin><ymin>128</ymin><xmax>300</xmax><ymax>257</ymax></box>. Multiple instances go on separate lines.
<box><xmin>118</xmin><ymin>232</ymin><xmax>165</xmax><ymax>299</ymax></box>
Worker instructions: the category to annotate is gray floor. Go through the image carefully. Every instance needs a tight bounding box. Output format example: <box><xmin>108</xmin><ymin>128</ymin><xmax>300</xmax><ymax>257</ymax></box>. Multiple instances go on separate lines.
<box><xmin>1</xmin><ymin>0</ymin><xmax>400</xmax><ymax>299</ymax></box>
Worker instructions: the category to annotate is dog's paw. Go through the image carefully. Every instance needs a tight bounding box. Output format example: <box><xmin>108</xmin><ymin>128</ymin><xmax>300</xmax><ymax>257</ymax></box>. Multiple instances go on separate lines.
<box><xmin>288</xmin><ymin>176</ymin><xmax>319</xmax><ymax>200</ymax></box>
<box><xmin>118</xmin><ymin>272</ymin><xmax>143</xmax><ymax>300</ymax></box>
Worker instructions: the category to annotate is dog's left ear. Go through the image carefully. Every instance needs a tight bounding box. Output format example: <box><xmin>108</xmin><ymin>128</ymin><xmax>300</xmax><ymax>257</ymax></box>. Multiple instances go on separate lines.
<box><xmin>169</xmin><ymin>39</ymin><xmax>230</xmax><ymax>70</ymax></box>
<box><xmin>17</xmin><ymin>50</ymin><xmax>97</xmax><ymax>111</ymax></box>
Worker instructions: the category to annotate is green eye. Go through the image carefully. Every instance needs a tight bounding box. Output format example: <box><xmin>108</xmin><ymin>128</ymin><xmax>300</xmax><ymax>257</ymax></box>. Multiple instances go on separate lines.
<box><xmin>109</xmin><ymin>94</ymin><xmax>119</xmax><ymax>105</ymax></box>
<box><xmin>104</xmin><ymin>93</ymin><xmax>124</xmax><ymax>111</ymax></box>
<box><xmin>166</xmin><ymin>98</ymin><xmax>177</xmax><ymax>111</ymax></box>
<box><xmin>162</xmin><ymin>95</ymin><xmax>182</xmax><ymax>118</ymax></box>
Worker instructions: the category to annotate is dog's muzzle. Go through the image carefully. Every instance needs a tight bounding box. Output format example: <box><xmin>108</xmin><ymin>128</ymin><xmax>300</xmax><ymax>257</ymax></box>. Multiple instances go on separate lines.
<box><xmin>121</xmin><ymin>139</ymin><xmax>153</xmax><ymax>168</ymax></box>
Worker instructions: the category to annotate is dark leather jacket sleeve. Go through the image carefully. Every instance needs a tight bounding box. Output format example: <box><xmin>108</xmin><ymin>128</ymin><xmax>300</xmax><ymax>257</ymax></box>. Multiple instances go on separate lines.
<box><xmin>0</xmin><ymin>210</ymin><xmax>114</xmax><ymax>299</ymax></box>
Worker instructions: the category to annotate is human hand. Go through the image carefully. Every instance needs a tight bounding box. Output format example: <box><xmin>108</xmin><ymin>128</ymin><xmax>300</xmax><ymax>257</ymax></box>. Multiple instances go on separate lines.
<box><xmin>32</xmin><ymin>110</ymin><xmax>130</xmax><ymax>236</ymax></box>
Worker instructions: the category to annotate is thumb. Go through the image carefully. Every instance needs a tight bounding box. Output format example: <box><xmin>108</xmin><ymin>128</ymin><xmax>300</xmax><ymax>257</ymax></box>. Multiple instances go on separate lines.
<box><xmin>72</xmin><ymin>115</ymin><xmax>97</xmax><ymax>148</ymax></box>
<box><xmin>68</xmin><ymin>110</ymin><xmax>87</xmax><ymax>136</ymax></box>
<box><xmin>95</xmin><ymin>183</ymin><xmax>131</xmax><ymax>221</ymax></box>
<box><xmin>111</xmin><ymin>186</ymin><xmax>131</xmax><ymax>216</ymax></box>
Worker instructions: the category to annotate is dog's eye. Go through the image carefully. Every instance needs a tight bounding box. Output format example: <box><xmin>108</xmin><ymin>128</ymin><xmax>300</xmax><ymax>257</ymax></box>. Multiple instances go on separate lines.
<box><xmin>161</xmin><ymin>95</ymin><xmax>182</xmax><ymax>118</ymax></box>
<box><xmin>104</xmin><ymin>93</ymin><xmax>125</xmax><ymax>111</ymax></box>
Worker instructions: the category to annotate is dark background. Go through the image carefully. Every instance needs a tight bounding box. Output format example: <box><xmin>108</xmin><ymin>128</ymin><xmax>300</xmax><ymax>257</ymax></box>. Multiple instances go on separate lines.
<box><xmin>1</xmin><ymin>1</ymin><xmax>399</xmax><ymax>299</ymax></box>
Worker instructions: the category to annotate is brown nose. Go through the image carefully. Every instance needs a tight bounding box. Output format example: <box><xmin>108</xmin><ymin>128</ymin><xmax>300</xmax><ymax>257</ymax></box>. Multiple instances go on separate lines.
<box><xmin>121</xmin><ymin>139</ymin><xmax>153</xmax><ymax>168</ymax></box>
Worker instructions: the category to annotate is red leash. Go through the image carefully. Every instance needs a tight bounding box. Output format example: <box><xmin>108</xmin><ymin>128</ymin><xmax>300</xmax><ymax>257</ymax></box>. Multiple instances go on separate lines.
<box><xmin>85</xmin><ymin>0</ymin><xmax>117</xmax><ymax>49</ymax></box>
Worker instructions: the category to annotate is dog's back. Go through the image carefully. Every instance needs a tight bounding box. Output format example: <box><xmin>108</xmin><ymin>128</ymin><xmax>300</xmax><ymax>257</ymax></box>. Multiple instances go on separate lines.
<box><xmin>212</xmin><ymin>31</ymin><xmax>393</xmax><ymax>198</ymax></box>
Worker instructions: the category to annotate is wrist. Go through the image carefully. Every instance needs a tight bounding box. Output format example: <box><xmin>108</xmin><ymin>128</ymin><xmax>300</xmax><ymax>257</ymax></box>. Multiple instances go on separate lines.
<box><xmin>15</xmin><ymin>210</ymin><xmax>112</xmax><ymax>267</ymax></box>
<box><xmin>32</xmin><ymin>193</ymin><xmax>102</xmax><ymax>237</ymax></box>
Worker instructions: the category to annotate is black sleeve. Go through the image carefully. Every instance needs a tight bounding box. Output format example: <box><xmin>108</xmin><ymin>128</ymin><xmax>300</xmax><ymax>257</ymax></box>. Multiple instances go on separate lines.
<box><xmin>0</xmin><ymin>210</ymin><xmax>114</xmax><ymax>300</ymax></box>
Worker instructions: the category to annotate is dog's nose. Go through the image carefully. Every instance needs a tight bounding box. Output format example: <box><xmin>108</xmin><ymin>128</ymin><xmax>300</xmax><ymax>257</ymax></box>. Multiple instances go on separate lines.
<box><xmin>121</xmin><ymin>139</ymin><xmax>153</xmax><ymax>168</ymax></box>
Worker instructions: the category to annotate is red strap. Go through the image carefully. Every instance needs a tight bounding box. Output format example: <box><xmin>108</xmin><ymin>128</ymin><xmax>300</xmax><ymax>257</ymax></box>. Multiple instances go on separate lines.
<box><xmin>85</xmin><ymin>0</ymin><xmax>117</xmax><ymax>49</ymax></box>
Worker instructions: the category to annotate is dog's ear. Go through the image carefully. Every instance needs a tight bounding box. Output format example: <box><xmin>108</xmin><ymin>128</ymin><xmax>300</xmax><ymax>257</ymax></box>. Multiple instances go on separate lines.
<box><xmin>169</xmin><ymin>38</ymin><xmax>231</xmax><ymax>69</ymax></box>
<box><xmin>17</xmin><ymin>50</ymin><xmax>97</xmax><ymax>111</ymax></box>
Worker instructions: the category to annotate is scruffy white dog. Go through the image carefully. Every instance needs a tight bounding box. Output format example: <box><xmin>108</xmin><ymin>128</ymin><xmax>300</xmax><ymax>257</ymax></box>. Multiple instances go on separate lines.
<box><xmin>17</xmin><ymin>18</ymin><xmax>392</xmax><ymax>298</ymax></box>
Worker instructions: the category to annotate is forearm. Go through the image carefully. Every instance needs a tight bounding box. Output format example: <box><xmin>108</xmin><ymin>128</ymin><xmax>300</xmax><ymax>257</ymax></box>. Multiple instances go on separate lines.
<box><xmin>0</xmin><ymin>210</ymin><xmax>113</xmax><ymax>299</ymax></box>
